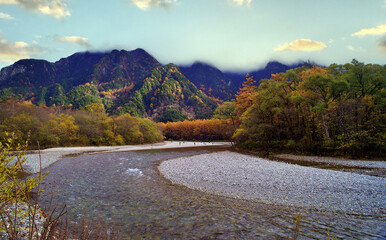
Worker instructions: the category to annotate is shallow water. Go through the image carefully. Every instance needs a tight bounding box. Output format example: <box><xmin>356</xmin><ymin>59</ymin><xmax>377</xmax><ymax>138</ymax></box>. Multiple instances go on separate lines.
<box><xmin>38</xmin><ymin>147</ymin><xmax>386</xmax><ymax>239</ymax></box>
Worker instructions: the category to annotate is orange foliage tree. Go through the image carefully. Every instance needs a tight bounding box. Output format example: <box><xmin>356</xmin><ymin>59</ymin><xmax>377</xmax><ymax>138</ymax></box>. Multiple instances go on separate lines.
<box><xmin>158</xmin><ymin>119</ymin><xmax>233</xmax><ymax>141</ymax></box>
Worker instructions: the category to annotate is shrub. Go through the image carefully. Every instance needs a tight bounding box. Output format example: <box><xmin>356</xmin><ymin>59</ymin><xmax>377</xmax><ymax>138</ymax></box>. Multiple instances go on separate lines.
<box><xmin>0</xmin><ymin>132</ymin><xmax>51</xmax><ymax>239</ymax></box>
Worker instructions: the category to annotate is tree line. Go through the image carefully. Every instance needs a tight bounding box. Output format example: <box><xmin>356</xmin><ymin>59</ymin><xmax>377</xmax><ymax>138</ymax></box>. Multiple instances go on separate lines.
<box><xmin>0</xmin><ymin>101</ymin><xmax>163</xmax><ymax>149</ymax></box>
<box><xmin>159</xmin><ymin>60</ymin><xmax>385</xmax><ymax>157</ymax></box>
<box><xmin>158</xmin><ymin>119</ymin><xmax>234</xmax><ymax>141</ymax></box>
<box><xmin>232</xmin><ymin>60</ymin><xmax>385</xmax><ymax>156</ymax></box>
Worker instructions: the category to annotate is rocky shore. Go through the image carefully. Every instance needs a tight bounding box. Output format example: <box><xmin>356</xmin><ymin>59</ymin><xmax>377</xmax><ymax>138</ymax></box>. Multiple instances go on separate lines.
<box><xmin>158</xmin><ymin>151</ymin><xmax>386</xmax><ymax>216</ymax></box>
<box><xmin>0</xmin><ymin>202</ymin><xmax>48</xmax><ymax>239</ymax></box>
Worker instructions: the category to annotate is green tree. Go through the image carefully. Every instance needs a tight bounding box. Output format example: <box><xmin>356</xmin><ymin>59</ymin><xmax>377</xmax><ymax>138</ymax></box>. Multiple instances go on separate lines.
<box><xmin>68</xmin><ymin>83</ymin><xmax>101</xmax><ymax>110</ymax></box>
<box><xmin>155</xmin><ymin>106</ymin><xmax>189</xmax><ymax>123</ymax></box>
<box><xmin>345</xmin><ymin>59</ymin><xmax>385</xmax><ymax>98</ymax></box>
<box><xmin>114</xmin><ymin>114</ymin><xmax>143</xmax><ymax>144</ymax></box>
<box><xmin>139</xmin><ymin>118</ymin><xmax>164</xmax><ymax>143</ymax></box>
<box><xmin>85</xmin><ymin>102</ymin><xmax>106</xmax><ymax>120</ymax></box>
<box><xmin>41</xmin><ymin>114</ymin><xmax>79</xmax><ymax>146</ymax></box>
<box><xmin>71</xmin><ymin>110</ymin><xmax>103</xmax><ymax>145</ymax></box>
<box><xmin>46</xmin><ymin>83</ymin><xmax>68</xmax><ymax>107</ymax></box>
<box><xmin>301</xmin><ymin>72</ymin><xmax>348</xmax><ymax>143</ymax></box>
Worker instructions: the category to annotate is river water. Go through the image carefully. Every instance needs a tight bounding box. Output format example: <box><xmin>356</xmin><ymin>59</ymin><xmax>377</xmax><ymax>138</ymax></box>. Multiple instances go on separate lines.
<box><xmin>38</xmin><ymin>146</ymin><xmax>385</xmax><ymax>239</ymax></box>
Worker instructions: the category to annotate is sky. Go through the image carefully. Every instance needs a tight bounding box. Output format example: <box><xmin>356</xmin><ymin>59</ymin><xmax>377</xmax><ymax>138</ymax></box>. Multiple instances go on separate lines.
<box><xmin>0</xmin><ymin>0</ymin><xmax>385</xmax><ymax>71</ymax></box>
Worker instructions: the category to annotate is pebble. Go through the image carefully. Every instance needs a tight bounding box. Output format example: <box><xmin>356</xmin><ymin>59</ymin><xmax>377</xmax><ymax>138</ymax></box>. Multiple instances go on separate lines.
<box><xmin>158</xmin><ymin>151</ymin><xmax>386</xmax><ymax>216</ymax></box>
<box><xmin>0</xmin><ymin>202</ymin><xmax>48</xmax><ymax>239</ymax></box>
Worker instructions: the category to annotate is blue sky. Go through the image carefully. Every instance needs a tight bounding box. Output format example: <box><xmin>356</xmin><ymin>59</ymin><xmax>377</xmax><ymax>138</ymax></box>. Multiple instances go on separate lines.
<box><xmin>0</xmin><ymin>0</ymin><xmax>385</xmax><ymax>71</ymax></box>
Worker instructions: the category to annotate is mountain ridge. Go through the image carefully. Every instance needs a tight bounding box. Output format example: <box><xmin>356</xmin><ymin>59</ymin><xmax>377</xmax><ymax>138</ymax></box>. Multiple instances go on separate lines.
<box><xmin>0</xmin><ymin>49</ymin><xmax>218</xmax><ymax>121</ymax></box>
<box><xmin>0</xmin><ymin>48</ymin><xmax>315</xmax><ymax>121</ymax></box>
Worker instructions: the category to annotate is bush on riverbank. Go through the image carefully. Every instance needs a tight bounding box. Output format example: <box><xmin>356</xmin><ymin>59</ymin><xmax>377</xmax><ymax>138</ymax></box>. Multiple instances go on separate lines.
<box><xmin>0</xmin><ymin>133</ymin><xmax>55</xmax><ymax>239</ymax></box>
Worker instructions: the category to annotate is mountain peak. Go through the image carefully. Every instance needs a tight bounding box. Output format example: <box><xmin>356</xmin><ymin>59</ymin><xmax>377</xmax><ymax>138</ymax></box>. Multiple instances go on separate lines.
<box><xmin>132</xmin><ymin>48</ymin><xmax>148</xmax><ymax>54</ymax></box>
<box><xmin>265</xmin><ymin>61</ymin><xmax>287</xmax><ymax>68</ymax></box>
<box><xmin>191</xmin><ymin>61</ymin><xmax>214</xmax><ymax>68</ymax></box>
<box><xmin>109</xmin><ymin>48</ymin><xmax>154</xmax><ymax>58</ymax></box>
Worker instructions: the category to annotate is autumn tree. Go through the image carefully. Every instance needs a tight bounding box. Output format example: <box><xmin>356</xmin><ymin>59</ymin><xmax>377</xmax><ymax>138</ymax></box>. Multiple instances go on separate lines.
<box><xmin>159</xmin><ymin>119</ymin><xmax>233</xmax><ymax>141</ymax></box>
<box><xmin>114</xmin><ymin>114</ymin><xmax>143</xmax><ymax>144</ymax></box>
<box><xmin>235</xmin><ymin>74</ymin><xmax>256</xmax><ymax>123</ymax></box>
<box><xmin>234</xmin><ymin>61</ymin><xmax>385</xmax><ymax>157</ymax></box>
<box><xmin>41</xmin><ymin>114</ymin><xmax>79</xmax><ymax>146</ymax></box>
<box><xmin>139</xmin><ymin>118</ymin><xmax>164</xmax><ymax>143</ymax></box>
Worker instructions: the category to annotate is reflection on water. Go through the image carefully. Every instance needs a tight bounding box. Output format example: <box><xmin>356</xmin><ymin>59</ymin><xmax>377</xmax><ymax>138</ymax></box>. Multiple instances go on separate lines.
<box><xmin>38</xmin><ymin>147</ymin><xmax>385</xmax><ymax>239</ymax></box>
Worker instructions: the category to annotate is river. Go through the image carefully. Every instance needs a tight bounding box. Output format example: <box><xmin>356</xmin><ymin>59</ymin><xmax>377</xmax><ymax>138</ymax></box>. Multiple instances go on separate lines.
<box><xmin>37</xmin><ymin>146</ymin><xmax>385</xmax><ymax>239</ymax></box>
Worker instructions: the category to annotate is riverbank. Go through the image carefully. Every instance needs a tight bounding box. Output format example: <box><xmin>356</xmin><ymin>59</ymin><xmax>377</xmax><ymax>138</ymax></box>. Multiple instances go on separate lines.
<box><xmin>158</xmin><ymin>151</ymin><xmax>386</xmax><ymax>216</ymax></box>
<box><xmin>21</xmin><ymin>141</ymin><xmax>232</xmax><ymax>174</ymax></box>
<box><xmin>271</xmin><ymin>154</ymin><xmax>386</xmax><ymax>177</ymax></box>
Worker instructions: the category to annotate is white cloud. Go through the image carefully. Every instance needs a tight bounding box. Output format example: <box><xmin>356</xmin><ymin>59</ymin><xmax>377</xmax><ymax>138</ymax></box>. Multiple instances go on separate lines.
<box><xmin>0</xmin><ymin>36</ymin><xmax>43</xmax><ymax>63</ymax></box>
<box><xmin>0</xmin><ymin>0</ymin><xmax>70</xmax><ymax>19</ymax></box>
<box><xmin>0</xmin><ymin>0</ymin><xmax>16</xmax><ymax>3</ymax></box>
<box><xmin>55</xmin><ymin>36</ymin><xmax>91</xmax><ymax>48</ymax></box>
<box><xmin>347</xmin><ymin>45</ymin><xmax>355</xmax><ymax>51</ymax></box>
<box><xmin>352</xmin><ymin>24</ymin><xmax>386</xmax><ymax>37</ymax></box>
<box><xmin>131</xmin><ymin>0</ymin><xmax>177</xmax><ymax>10</ymax></box>
<box><xmin>232</xmin><ymin>0</ymin><xmax>252</xmax><ymax>6</ymax></box>
<box><xmin>0</xmin><ymin>12</ymin><xmax>14</xmax><ymax>20</ymax></box>
<box><xmin>275</xmin><ymin>39</ymin><xmax>327</xmax><ymax>52</ymax></box>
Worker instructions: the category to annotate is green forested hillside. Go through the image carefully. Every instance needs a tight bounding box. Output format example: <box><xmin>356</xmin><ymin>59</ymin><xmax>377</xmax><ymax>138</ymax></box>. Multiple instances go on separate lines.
<box><xmin>0</xmin><ymin>49</ymin><xmax>219</xmax><ymax>121</ymax></box>
<box><xmin>117</xmin><ymin>64</ymin><xmax>218</xmax><ymax>121</ymax></box>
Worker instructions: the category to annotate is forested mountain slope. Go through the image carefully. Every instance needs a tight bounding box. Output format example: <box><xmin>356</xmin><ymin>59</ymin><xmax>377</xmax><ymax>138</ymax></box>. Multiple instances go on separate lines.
<box><xmin>0</xmin><ymin>49</ymin><xmax>216</xmax><ymax>120</ymax></box>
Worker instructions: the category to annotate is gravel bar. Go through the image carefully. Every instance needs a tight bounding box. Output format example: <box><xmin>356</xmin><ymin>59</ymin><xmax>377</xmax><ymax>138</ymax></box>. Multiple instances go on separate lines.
<box><xmin>18</xmin><ymin>141</ymin><xmax>231</xmax><ymax>174</ymax></box>
<box><xmin>273</xmin><ymin>154</ymin><xmax>386</xmax><ymax>168</ymax></box>
<box><xmin>158</xmin><ymin>151</ymin><xmax>386</xmax><ymax>216</ymax></box>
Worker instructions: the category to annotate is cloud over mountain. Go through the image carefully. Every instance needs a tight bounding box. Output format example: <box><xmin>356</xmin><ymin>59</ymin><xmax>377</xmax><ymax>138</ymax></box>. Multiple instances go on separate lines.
<box><xmin>0</xmin><ymin>0</ymin><xmax>70</xmax><ymax>19</ymax></box>
<box><xmin>55</xmin><ymin>36</ymin><xmax>91</xmax><ymax>48</ymax></box>
<box><xmin>275</xmin><ymin>39</ymin><xmax>327</xmax><ymax>52</ymax></box>
<box><xmin>0</xmin><ymin>36</ymin><xmax>42</xmax><ymax>63</ymax></box>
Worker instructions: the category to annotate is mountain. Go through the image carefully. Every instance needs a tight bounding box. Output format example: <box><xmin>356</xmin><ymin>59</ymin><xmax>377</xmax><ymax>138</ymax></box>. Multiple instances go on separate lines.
<box><xmin>249</xmin><ymin>61</ymin><xmax>292</xmax><ymax>81</ymax></box>
<box><xmin>0</xmin><ymin>49</ymin><xmax>216</xmax><ymax>121</ymax></box>
<box><xmin>90</xmin><ymin>49</ymin><xmax>161</xmax><ymax>90</ymax></box>
<box><xmin>0</xmin><ymin>48</ymin><xmax>316</xmax><ymax>120</ymax></box>
<box><xmin>179</xmin><ymin>62</ymin><xmax>240</xmax><ymax>101</ymax></box>
<box><xmin>118</xmin><ymin>64</ymin><xmax>217</xmax><ymax>121</ymax></box>
<box><xmin>0</xmin><ymin>59</ymin><xmax>57</xmax><ymax>99</ymax></box>
<box><xmin>250</xmin><ymin>61</ymin><xmax>315</xmax><ymax>82</ymax></box>
<box><xmin>179</xmin><ymin>61</ymin><xmax>314</xmax><ymax>101</ymax></box>
<box><xmin>54</xmin><ymin>51</ymin><xmax>106</xmax><ymax>90</ymax></box>
<box><xmin>0</xmin><ymin>51</ymin><xmax>109</xmax><ymax>101</ymax></box>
